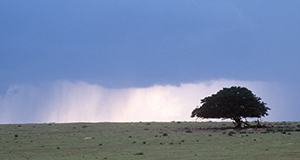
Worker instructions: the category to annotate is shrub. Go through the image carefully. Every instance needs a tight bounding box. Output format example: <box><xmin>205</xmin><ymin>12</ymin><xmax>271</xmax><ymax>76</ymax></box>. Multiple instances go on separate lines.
<box><xmin>82</xmin><ymin>125</ymin><xmax>88</xmax><ymax>129</ymax></box>
<box><xmin>134</xmin><ymin>152</ymin><xmax>144</xmax><ymax>155</ymax></box>
<box><xmin>163</xmin><ymin>133</ymin><xmax>168</xmax><ymax>136</ymax></box>
<box><xmin>228</xmin><ymin>131</ymin><xmax>235</xmax><ymax>136</ymax></box>
<box><xmin>284</xmin><ymin>129</ymin><xmax>294</xmax><ymax>132</ymax></box>
<box><xmin>185</xmin><ymin>130</ymin><xmax>192</xmax><ymax>133</ymax></box>
<box><xmin>261</xmin><ymin>131</ymin><xmax>268</xmax><ymax>134</ymax></box>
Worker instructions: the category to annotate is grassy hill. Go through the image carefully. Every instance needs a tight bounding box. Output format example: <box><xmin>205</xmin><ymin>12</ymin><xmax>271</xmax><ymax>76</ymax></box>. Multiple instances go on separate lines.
<box><xmin>0</xmin><ymin>121</ymin><xmax>299</xmax><ymax>159</ymax></box>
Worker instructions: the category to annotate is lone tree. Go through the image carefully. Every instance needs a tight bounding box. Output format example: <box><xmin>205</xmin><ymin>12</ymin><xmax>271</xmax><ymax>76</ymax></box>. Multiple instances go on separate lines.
<box><xmin>191</xmin><ymin>86</ymin><xmax>270</xmax><ymax>128</ymax></box>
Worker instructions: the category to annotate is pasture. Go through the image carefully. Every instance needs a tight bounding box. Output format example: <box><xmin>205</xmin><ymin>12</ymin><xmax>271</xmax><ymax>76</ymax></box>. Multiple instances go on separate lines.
<box><xmin>0</xmin><ymin>121</ymin><xmax>299</xmax><ymax>159</ymax></box>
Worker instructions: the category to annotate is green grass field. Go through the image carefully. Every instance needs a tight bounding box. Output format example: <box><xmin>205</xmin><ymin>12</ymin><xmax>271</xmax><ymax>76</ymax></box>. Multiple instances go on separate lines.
<box><xmin>0</xmin><ymin>121</ymin><xmax>299</xmax><ymax>159</ymax></box>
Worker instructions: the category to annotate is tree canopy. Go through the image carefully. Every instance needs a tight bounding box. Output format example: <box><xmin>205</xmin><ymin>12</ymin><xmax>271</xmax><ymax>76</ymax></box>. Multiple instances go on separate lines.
<box><xmin>191</xmin><ymin>86</ymin><xmax>270</xmax><ymax>128</ymax></box>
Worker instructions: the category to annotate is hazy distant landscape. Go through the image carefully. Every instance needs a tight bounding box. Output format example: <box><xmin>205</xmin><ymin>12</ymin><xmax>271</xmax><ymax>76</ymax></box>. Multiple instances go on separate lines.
<box><xmin>1</xmin><ymin>121</ymin><xmax>299</xmax><ymax>159</ymax></box>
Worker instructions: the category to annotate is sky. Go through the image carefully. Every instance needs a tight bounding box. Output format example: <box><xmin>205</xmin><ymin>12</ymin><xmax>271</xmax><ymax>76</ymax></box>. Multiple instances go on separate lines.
<box><xmin>0</xmin><ymin>0</ymin><xmax>299</xmax><ymax>123</ymax></box>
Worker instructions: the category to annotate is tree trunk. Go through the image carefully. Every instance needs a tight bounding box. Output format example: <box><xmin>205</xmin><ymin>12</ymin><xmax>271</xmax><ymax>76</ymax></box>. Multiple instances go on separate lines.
<box><xmin>233</xmin><ymin>117</ymin><xmax>242</xmax><ymax>128</ymax></box>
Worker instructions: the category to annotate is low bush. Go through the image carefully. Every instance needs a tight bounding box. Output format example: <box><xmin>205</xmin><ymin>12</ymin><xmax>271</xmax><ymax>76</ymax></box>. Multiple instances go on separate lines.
<box><xmin>185</xmin><ymin>130</ymin><xmax>192</xmax><ymax>133</ymax></box>
<box><xmin>82</xmin><ymin>125</ymin><xmax>88</xmax><ymax>129</ymax></box>
<box><xmin>261</xmin><ymin>131</ymin><xmax>268</xmax><ymax>134</ymax></box>
<box><xmin>277</xmin><ymin>129</ymin><xmax>283</xmax><ymax>132</ymax></box>
<box><xmin>134</xmin><ymin>152</ymin><xmax>144</xmax><ymax>155</ymax></box>
<box><xmin>228</xmin><ymin>131</ymin><xmax>235</xmax><ymax>136</ymax></box>
<box><xmin>284</xmin><ymin>128</ymin><xmax>294</xmax><ymax>132</ymax></box>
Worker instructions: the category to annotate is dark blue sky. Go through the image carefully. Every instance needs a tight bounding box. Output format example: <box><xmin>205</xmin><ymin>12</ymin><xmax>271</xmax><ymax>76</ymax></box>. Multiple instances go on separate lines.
<box><xmin>0</xmin><ymin>1</ymin><xmax>299</xmax><ymax>123</ymax></box>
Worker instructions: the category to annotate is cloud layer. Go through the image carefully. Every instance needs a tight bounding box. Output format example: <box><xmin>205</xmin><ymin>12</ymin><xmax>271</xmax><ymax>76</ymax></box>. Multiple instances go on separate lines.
<box><xmin>0</xmin><ymin>79</ymin><xmax>288</xmax><ymax>124</ymax></box>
